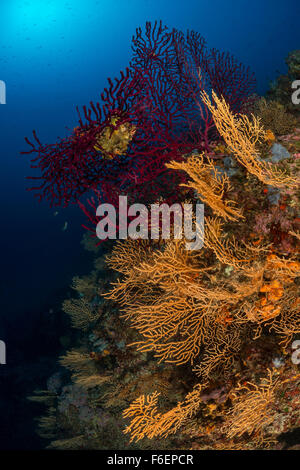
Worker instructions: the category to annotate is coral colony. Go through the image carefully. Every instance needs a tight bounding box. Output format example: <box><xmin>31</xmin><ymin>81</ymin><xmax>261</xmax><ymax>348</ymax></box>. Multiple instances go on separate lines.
<box><xmin>0</xmin><ymin>80</ymin><xmax>6</xmax><ymax>105</ymax></box>
<box><xmin>23</xmin><ymin>21</ymin><xmax>255</xmax><ymax>209</ymax></box>
<box><xmin>25</xmin><ymin>23</ymin><xmax>299</xmax><ymax>450</ymax></box>
<box><xmin>0</xmin><ymin>340</ymin><xmax>6</xmax><ymax>365</ymax></box>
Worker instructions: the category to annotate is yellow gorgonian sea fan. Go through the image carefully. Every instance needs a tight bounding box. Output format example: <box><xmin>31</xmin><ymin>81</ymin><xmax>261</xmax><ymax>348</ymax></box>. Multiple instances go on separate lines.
<box><xmin>166</xmin><ymin>154</ymin><xmax>243</xmax><ymax>221</ymax></box>
<box><xmin>94</xmin><ymin>115</ymin><xmax>136</xmax><ymax>159</ymax></box>
<box><xmin>59</xmin><ymin>350</ymin><xmax>111</xmax><ymax>389</ymax></box>
<box><xmin>201</xmin><ymin>90</ymin><xmax>298</xmax><ymax>188</ymax></box>
<box><xmin>224</xmin><ymin>370</ymin><xmax>300</xmax><ymax>445</ymax></box>
<box><xmin>123</xmin><ymin>383</ymin><xmax>206</xmax><ymax>442</ymax></box>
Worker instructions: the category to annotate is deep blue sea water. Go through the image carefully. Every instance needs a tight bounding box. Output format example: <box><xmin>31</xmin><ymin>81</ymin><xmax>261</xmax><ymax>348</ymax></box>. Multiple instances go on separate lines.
<box><xmin>0</xmin><ymin>0</ymin><xmax>299</xmax><ymax>448</ymax></box>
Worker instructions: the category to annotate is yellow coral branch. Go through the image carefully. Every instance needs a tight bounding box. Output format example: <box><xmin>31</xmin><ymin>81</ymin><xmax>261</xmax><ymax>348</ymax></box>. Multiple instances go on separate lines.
<box><xmin>201</xmin><ymin>90</ymin><xmax>298</xmax><ymax>188</ymax></box>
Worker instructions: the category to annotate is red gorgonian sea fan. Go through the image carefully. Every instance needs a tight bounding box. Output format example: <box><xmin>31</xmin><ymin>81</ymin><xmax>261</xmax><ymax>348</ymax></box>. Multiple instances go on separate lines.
<box><xmin>22</xmin><ymin>21</ymin><xmax>256</xmax><ymax>208</ymax></box>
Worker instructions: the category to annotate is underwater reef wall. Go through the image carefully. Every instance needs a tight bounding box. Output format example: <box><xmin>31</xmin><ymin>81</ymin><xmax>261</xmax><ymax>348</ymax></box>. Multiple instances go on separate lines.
<box><xmin>24</xmin><ymin>25</ymin><xmax>300</xmax><ymax>450</ymax></box>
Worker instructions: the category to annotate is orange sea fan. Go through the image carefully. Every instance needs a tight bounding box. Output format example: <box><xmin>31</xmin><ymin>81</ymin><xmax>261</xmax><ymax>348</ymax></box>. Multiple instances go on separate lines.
<box><xmin>224</xmin><ymin>369</ymin><xmax>300</xmax><ymax>445</ymax></box>
<box><xmin>123</xmin><ymin>383</ymin><xmax>206</xmax><ymax>442</ymax></box>
<box><xmin>166</xmin><ymin>154</ymin><xmax>243</xmax><ymax>221</ymax></box>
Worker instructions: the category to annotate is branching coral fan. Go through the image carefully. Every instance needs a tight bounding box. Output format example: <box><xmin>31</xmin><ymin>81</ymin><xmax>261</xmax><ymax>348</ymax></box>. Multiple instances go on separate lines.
<box><xmin>201</xmin><ymin>91</ymin><xmax>298</xmax><ymax>188</ymax></box>
<box><xmin>23</xmin><ymin>21</ymin><xmax>255</xmax><ymax>212</ymax></box>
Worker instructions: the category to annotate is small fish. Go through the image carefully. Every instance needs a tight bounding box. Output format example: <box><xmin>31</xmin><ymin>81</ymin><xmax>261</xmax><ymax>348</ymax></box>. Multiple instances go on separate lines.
<box><xmin>62</xmin><ymin>221</ymin><xmax>68</xmax><ymax>231</ymax></box>
<box><xmin>53</xmin><ymin>211</ymin><xmax>58</xmax><ymax>216</ymax></box>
